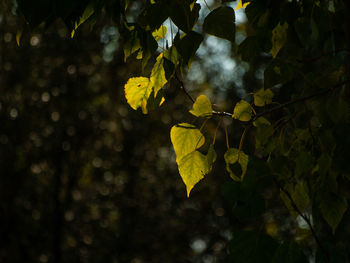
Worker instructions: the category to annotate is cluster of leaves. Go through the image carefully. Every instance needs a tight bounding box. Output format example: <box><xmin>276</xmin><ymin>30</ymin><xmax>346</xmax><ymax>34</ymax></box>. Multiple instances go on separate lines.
<box><xmin>14</xmin><ymin>0</ymin><xmax>350</xmax><ymax>262</ymax></box>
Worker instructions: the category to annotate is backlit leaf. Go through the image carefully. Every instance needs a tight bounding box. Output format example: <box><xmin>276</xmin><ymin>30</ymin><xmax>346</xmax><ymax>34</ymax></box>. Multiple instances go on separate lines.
<box><xmin>203</xmin><ymin>6</ymin><xmax>235</xmax><ymax>42</ymax></box>
<box><xmin>254</xmin><ymin>88</ymin><xmax>274</xmax><ymax>107</ymax></box>
<box><xmin>124</xmin><ymin>77</ymin><xmax>152</xmax><ymax>112</ymax></box>
<box><xmin>233</xmin><ymin>100</ymin><xmax>252</xmax><ymax>121</ymax></box>
<box><xmin>189</xmin><ymin>95</ymin><xmax>213</xmax><ymax>118</ymax></box>
<box><xmin>178</xmin><ymin>150</ymin><xmax>210</xmax><ymax>197</ymax></box>
<box><xmin>71</xmin><ymin>2</ymin><xmax>95</xmax><ymax>38</ymax></box>
<box><xmin>150</xmin><ymin>54</ymin><xmax>167</xmax><ymax>96</ymax></box>
<box><xmin>224</xmin><ymin>148</ymin><xmax>249</xmax><ymax>181</ymax></box>
<box><xmin>170</xmin><ymin>123</ymin><xmax>205</xmax><ymax>162</ymax></box>
<box><xmin>152</xmin><ymin>25</ymin><xmax>167</xmax><ymax>41</ymax></box>
<box><xmin>235</xmin><ymin>0</ymin><xmax>250</xmax><ymax>10</ymax></box>
<box><xmin>270</xmin><ymin>22</ymin><xmax>288</xmax><ymax>58</ymax></box>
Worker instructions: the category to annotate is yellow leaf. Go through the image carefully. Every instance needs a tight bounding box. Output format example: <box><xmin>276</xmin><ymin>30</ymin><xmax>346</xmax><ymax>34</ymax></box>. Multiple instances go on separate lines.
<box><xmin>233</xmin><ymin>100</ymin><xmax>252</xmax><ymax>121</ymax></box>
<box><xmin>16</xmin><ymin>30</ymin><xmax>22</xmax><ymax>46</ymax></box>
<box><xmin>150</xmin><ymin>54</ymin><xmax>167</xmax><ymax>96</ymax></box>
<box><xmin>189</xmin><ymin>95</ymin><xmax>213</xmax><ymax>117</ymax></box>
<box><xmin>152</xmin><ymin>25</ymin><xmax>167</xmax><ymax>41</ymax></box>
<box><xmin>178</xmin><ymin>150</ymin><xmax>210</xmax><ymax>197</ymax></box>
<box><xmin>235</xmin><ymin>0</ymin><xmax>250</xmax><ymax>11</ymax></box>
<box><xmin>71</xmin><ymin>2</ymin><xmax>95</xmax><ymax>38</ymax></box>
<box><xmin>270</xmin><ymin>22</ymin><xmax>288</xmax><ymax>58</ymax></box>
<box><xmin>170</xmin><ymin>123</ymin><xmax>205</xmax><ymax>162</ymax></box>
<box><xmin>224</xmin><ymin>148</ymin><xmax>249</xmax><ymax>181</ymax></box>
<box><xmin>124</xmin><ymin>77</ymin><xmax>152</xmax><ymax>111</ymax></box>
<box><xmin>254</xmin><ymin>88</ymin><xmax>274</xmax><ymax>107</ymax></box>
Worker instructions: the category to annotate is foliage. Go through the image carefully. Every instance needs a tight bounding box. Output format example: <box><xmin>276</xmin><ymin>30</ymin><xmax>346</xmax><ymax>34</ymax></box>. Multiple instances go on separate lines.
<box><xmin>8</xmin><ymin>0</ymin><xmax>350</xmax><ymax>262</ymax></box>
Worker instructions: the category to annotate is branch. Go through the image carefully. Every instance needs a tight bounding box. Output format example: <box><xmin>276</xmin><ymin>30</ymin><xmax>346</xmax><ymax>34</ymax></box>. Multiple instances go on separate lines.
<box><xmin>174</xmin><ymin>73</ymin><xmax>195</xmax><ymax>103</ymax></box>
<box><xmin>254</xmin><ymin>80</ymin><xmax>348</xmax><ymax>120</ymax></box>
<box><xmin>273</xmin><ymin>178</ymin><xmax>330</xmax><ymax>262</ymax></box>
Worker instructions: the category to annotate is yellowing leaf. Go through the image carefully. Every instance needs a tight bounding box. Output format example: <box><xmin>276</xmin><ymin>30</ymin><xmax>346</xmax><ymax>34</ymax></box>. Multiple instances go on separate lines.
<box><xmin>224</xmin><ymin>148</ymin><xmax>249</xmax><ymax>181</ymax></box>
<box><xmin>189</xmin><ymin>95</ymin><xmax>213</xmax><ymax>117</ymax></box>
<box><xmin>235</xmin><ymin>0</ymin><xmax>250</xmax><ymax>10</ymax></box>
<box><xmin>178</xmin><ymin>150</ymin><xmax>210</xmax><ymax>197</ymax></box>
<box><xmin>150</xmin><ymin>54</ymin><xmax>167</xmax><ymax>96</ymax></box>
<box><xmin>124</xmin><ymin>77</ymin><xmax>152</xmax><ymax>112</ymax></box>
<box><xmin>16</xmin><ymin>30</ymin><xmax>22</xmax><ymax>46</ymax></box>
<box><xmin>152</xmin><ymin>25</ymin><xmax>167</xmax><ymax>41</ymax></box>
<box><xmin>233</xmin><ymin>100</ymin><xmax>252</xmax><ymax>121</ymax></box>
<box><xmin>71</xmin><ymin>2</ymin><xmax>95</xmax><ymax>38</ymax></box>
<box><xmin>170</xmin><ymin>123</ymin><xmax>205</xmax><ymax>162</ymax></box>
<box><xmin>254</xmin><ymin>88</ymin><xmax>274</xmax><ymax>107</ymax></box>
<box><xmin>271</xmin><ymin>22</ymin><xmax>288</xmax><ymax>58</ymax></box>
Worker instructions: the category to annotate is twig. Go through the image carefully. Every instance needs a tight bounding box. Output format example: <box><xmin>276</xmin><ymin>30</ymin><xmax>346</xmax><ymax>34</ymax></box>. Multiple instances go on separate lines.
<box><xmin>253</xmin><ymin>80</ymin><xmax>348</xmax><ymax>121</ymax></box>
<box><xmin>273</xmin><ymin>178</ymin><xmax>330</xmax><ymax>262</ymax></box>
<box><xmin>174</xmin><ymin>73</ymin><xmax>195</xmax><ymax>103</ymax></box>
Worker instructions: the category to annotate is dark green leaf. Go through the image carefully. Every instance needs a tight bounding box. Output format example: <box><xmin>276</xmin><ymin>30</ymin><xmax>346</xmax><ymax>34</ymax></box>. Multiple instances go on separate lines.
<box><xmin>228</xmin><ymin>231</ymin><xmax>278</xmax><ymax>263</ymax></box>
<box><xmin>203</xmin><ymin>6</ymin><xmax>235</xmax><ymax>42</ymax></box>
<box><xmin>271</xmin><ymin>241</ymin><xmax>308</xmax><ymax>263</ymax></box>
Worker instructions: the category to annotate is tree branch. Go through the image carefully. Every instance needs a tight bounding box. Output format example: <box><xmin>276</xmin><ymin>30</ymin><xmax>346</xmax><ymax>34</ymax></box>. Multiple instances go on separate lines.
<box><xmin>273</xmin><ymin>178</ymin><xmax>330</xmax><ymax>262</ymax></box>
<box><xmin>254</xmin><ymin>80</ymin><xmax>348</xmax><ymax>121</ymax></box>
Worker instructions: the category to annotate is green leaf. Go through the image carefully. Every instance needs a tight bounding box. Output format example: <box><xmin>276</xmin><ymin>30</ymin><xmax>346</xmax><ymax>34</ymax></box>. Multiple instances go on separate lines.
<box><xmin>253</xmin><ymin>117</ymin><xmax>271</xmax><ymax>127</ymax></box>
<box><xmin>203</xmin><ymin>6</ymin><xmax>235</xmax><ymax>42</ymax></box>
<box><xmin>124</xmin><ymin>77</ymin><xmax>152</xmax><ymax>112</ymax></box>
<box><xmin>175</xmin><ymin>31</ymin><xmax>203</xmax><ymax>66</ymax></box>
<box><xmin>233</xmin><ymin>100</ymin><xmax>252</xmax><ymax>121</ymax></box>
<box><xmin>319</xmin><ymin>193</ymin><xmax>347</xmax><ymax>233</ymax></box>
<box><xmin>152</xmin><ymin>25</ymin><xmax>167</xmax><ymax>41</ymax></box>
<box><xmin>189</xmin><ymin>95</ymin><xmax>213</xmax><ymax>118</ymax></box>
<box><xmin>292</xmin><ymin>180</ymin><xmax>310</xmax><ymax>213</ymax></box>
<box><xmin>271</xmin><ymin>241</ymin><xmax>308</xmax><ymax>263</ymax></box>
<box><xmin>224</xmin><ymin>148</ymin><xmax>249</xmax><ymax>181</ymax></box>
<box><xmin>170</xmin><ymin>123</ymin><xmax>205</xmax><ymax>162</ymax></box>
<box><xmin>254</xmin><ymin>88</ymin><xmax>274</xmax><ymax>107</ymax></box>
<box><xmin>123</xmin><ymin>29</ymin><xmax>141</xmax><ymax>62</ymax></box>
<box><xmin>228</xmin><ymin>231</ymin><xmax>278</xmax><ymax>263</ymax></box>
<box><xmin>150</xmin><ymin>54</ymin><xmax>167</xmax><ymax>96</ymax></box>
<box><xmin>238</xmin><ymin>36</ymin><xmax>262</xmax><ymax>62</ymax></box>
<box><xmin>138</xmin><ymin>3</ymin><xmax>169</xmax><ymax>31</ymax></box>
<box><xmin>178</xmin><ymin>150</ymin><xmax>209</xmax><ymax>197</ymax></box>
<box><xmin>270</xmin><ymin>22</ymin><xmax>288</xmax><ymax>58</ymax></box>
<box><xmin>170</xmin><ymin>1</ymin><xmax>200</xmax><ymax>33</ymax></box>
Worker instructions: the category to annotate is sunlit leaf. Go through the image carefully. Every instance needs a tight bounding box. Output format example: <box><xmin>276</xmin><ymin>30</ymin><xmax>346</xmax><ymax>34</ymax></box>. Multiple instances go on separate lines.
<box><xmin>270</xmin><ymin>22</ymin><xmax>288</xmax><ymax>58</ymax></box>
<box><xmin>254</xmin><ymin>88</ymin><xmax>274</xmax><ymax>107</ymax></box>
<box><xmin>16</xmin><ymin>30</ymin><xmax>22</xmax><ymax>46</ymax></box>
<box><xmin>203</xmin><ymin>6</ymin><xmax>235</xmax><ymax>42</ymax></box>
<box><xmin>170</xmin><ymin>123</ymin><xmax>205</xmax><ymax>162</ymax></box>
<box><xmin>224</xmin><ymin>148</ymin><xmax>249</xmax><ymax>181</ymax></box>
<box><xmin>233</xmin><ymin>100</ymin><xmax>252</xmax><ymax>121</ymax></box>
<box><xmin>71</xmin><ymin>2</ymin><xmax>95</xmax><ymax>38</ymax></box>
<box><xmin>152</xmin><ymin>25</ymin><xmax>167</xmax><ymax>41</ymax></box>
<box><xmin>189</xmin><ymin>95</ymin><xmax>213</xmax><ymax>118</ymax></box>
<box><xmin>235</xmin><ymin>0</ymin><xmax>250</xmax><ymax>10</ymax></box>
<box><xmin>150</xmin><ymin>54</ymin><xmax>167</xmax><ymax>96</ymax></box>
<box><xmin>178</xmin><ymin>150</ymin><xmax>210</xmax><ymax>197</ymax></box>
<box><xmin>124</xmin><ymin>77</ymin><xmax>152</xmax><ymax>111</ymax></box>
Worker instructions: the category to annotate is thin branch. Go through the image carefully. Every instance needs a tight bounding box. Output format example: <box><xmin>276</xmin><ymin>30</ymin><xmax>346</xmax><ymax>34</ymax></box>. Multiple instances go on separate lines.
<box><xmin>174</xmin><ymin>73</ymin><xmax>195</xmax><ymax>103</ymax></box>
<box><xmin>273</xmin><ymin>178</ymin><xmax>330</xmax><ymax>262</ymax></box>
<box><xmin>254</xmin><ymin>80</ymin><xmax>348</xmax><ymax>121</ymax></box>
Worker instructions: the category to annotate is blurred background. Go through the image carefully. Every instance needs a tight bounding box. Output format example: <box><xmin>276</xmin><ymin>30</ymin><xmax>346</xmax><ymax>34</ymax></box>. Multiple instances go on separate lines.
<box><xmin>0</xmin><ymin>1</ymin><xmax>292</xmax><ymax>262</ymax></box>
